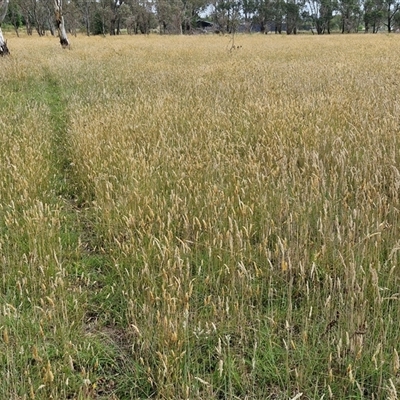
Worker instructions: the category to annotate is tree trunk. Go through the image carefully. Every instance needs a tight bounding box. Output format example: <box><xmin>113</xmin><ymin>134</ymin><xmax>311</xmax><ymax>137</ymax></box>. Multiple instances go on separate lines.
<box><xmin>260</xmin><ymin>20</ymin><xmax>266</xmax><ymax>33</ymax></box>
<box><xmin>85</xmin><ymin>14</ymin><xmax>90</xmax><ymax>36</ymax></box>
<box><xmin>54</xmin><ymin>0</ymin><xmax>70</xmax><ymax>48</ymax></box>
<box><xmin>48</xmin><ymin>11</ymin><xmax>56</xmax><ymax>36</ymax></box>
<box><xmin>25</xmin><ymin>17</ymin><xmax>33</xmax><ymax>35</ymax></box>
<box><xmin>0</xmin><ymin>0</ymin><xmax>10</xmax><ymax>55</ymax></box>
<box><xmin>110</xmin><ymin>17</ymin><xmax>116</xmax><ymax>35</ymax></box>
<box><xmin>316</xmin><ymin>20</ymin><xmax>323</xmax><ymax>34</ymax></box>
<box><xmin>0</xmin><ymin>27</ymin><xmax>10</xmax><ymax>56</ymax></box>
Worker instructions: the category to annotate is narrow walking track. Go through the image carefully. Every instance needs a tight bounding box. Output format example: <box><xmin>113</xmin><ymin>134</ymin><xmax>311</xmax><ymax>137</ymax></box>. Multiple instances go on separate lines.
<box><xmin>39</xmin><ymin>71</ymin><xmax>134</xmax><ymax>398</ymax></box>
<box><xmin>42</xmin><ymin>70</ymin><xmax>75</xmax><ymax>200</ymax></box>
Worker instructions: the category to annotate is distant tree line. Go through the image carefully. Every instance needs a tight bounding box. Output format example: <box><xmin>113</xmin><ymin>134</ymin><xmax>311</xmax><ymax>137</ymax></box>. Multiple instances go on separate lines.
<box><xmin>3</xmin><ymin>0</ymin><xmax>400</xmax><ymax>36</ymax></box>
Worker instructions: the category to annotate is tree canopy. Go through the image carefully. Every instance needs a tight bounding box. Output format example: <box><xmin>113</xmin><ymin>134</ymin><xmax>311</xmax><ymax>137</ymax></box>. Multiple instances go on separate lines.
<box><xmin>2</xmin><ymin>0</ymin><xmax>400</xmax><ymax>35</ymax></box>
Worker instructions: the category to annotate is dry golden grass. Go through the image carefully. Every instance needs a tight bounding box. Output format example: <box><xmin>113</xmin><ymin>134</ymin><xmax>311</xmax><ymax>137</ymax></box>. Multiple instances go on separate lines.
<box><xmin>1</xmin><ymin>33</ymin><xmax>400</xmax><ymax>399</ymax></box>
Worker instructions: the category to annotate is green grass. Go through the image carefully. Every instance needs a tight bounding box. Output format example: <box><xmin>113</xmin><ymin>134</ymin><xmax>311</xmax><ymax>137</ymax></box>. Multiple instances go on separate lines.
<box><xmin>1</xmin><ymin>33</ymin><xmax>400</xmax><ymax>399</ymax></box>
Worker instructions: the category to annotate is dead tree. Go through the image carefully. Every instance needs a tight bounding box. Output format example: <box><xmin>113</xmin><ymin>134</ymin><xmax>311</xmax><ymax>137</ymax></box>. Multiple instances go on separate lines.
<box><xmin>0</xmin><ymin>0</ymin><xmax>10</xmax><ymax>55</ymax></box>
<box><xmin>54</xmin><ymin>0</ymin><xmax>69</xmax><ymax>48</ymax></box>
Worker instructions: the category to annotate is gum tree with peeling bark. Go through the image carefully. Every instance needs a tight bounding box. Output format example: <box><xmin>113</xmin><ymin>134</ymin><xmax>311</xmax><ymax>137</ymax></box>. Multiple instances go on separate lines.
<box><xmin>0</xmin><ymin>0</ymin><xmax>10</xmax><ymax>55</ymax></box>
<box><xmin>54</xmin><ymin>0</ymin><xmax>70</xmax><ymax>47</ymax></box>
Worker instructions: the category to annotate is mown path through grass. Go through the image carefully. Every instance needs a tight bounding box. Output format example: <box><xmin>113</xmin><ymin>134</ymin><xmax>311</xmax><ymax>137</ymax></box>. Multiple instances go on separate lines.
<box><xmin>40</xmin><ymin>70</ymin><xmax>145</xmax><ymax>398</ymax></box>
<box><xmin>42</xmin><ymin>70</ymin><xmax>73</xmax><ymax>199</ymax></box>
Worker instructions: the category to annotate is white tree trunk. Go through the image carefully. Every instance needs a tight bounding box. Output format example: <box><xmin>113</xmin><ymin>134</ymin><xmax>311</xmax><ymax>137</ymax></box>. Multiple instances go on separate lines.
<box><xmin>0</xmin><ymin>0</ymin><xmax>10</xmax><ymax>55</ymax></box>
<box><xmin>0</xmin><ymin>27</ymin><xmax>9</xmax><ymax>56</ymax></box>
<box><xmin>54</xmin><ymin>0</ymin><xmax>69</xmax><ymax>48</ymax></box>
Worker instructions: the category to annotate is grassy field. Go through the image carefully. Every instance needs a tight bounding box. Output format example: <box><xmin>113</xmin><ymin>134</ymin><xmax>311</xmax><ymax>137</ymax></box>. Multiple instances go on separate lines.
<box><xmin>1</xmin><ymin>33</ymin><xmax>400</xmax><ymax>399</ymax></box>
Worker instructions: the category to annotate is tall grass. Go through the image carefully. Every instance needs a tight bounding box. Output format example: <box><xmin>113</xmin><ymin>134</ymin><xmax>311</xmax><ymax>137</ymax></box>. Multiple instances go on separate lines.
<box><xmin>1</xmin><ymin>33</ymin><xmax>400</xmax><ymax>399</ymax></box>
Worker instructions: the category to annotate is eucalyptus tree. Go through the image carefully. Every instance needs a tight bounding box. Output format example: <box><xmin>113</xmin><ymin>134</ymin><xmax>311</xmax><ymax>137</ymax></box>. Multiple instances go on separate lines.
<box><xmin>242</xmin><ymin>0</ymin><xmax>256</xmax><ymax>20</ymax></box>
<box><xmin>32</xmin><ymin>0</ymin><xmax>54</xmax><ymax>36</ymax></box>
<box><xmin>337</xmin><ymin>0</ymin><xmax>361</xmax><ymax>31</ymax></box>
<box><xmin>270</xmin><ymin>0</ymin><xmax>285</xmax><ymax>32</ymax></box>
<box><xmin>13</xmin><ymin>0</ymin><xmax>34</xmax><ymax>34</ymax></box>
<box><xmin>64</xmin><ymin>0</ymin><xmax>82</xmax><ymax>35</ymax></box>
<box><xmin>128</xmin><ymin>0</ymin><xmax>156</xmax><ymax>34</ymax></box>
<box><xmin>307</xmin><ymin>0</ymin><xmax>335</xmax><ymax>33</ymax></box>
<box><xmin>12</xmin><ymin>0</ymin><xmax>55</xmax><ymax>36</ymax></box>
<box><xmin>54</xmin><ymin>0</ymin><xmax>69</xmax><ymax>46</ymax></box>
<box><xmin>119</xmin><ymin>2</ymin><xmax>133</xmax><ymax>32</ymax></box>
<box><xmin>7</xmin><ymin>0</ymin><xmax>22</xmax><ymax>36</ymax></box>
<box><xmin>228</xmin><ymin>0</ymin><xmax>242</xmax><ymax>33</ymax></box>
<box><xmin>180</xmin><ymin>0</ymin><xmax>209</xmax><ymax>32</ymax></box>
<box><xmin>154</xmin><ymin>0</ymin><xmax>184</xmax><ymax>34</ymax></box>
<box><xmin>0</xmin><ymin>0</ymin><xmax>10</xmax><ymax>55</ymax></box>
<box><xmin>286</xmin><ymin>0</ymin><xmax>302</xmax><ymax>33</ymax></box>
<box><xmin>383</xmin><ymin>0</ymin><xmax>399</xmax><ymax>32</ymax></box>
<box><xmin>394</xmin><ymin>4</ymin><xmax>400</xmax><ymax>27</ymax></box>
<box><xmin>109</xmin><ymin>0</ymin><xmax>124</xmax><ymax>34</ymax></box>
<box><xmin>73</xmin><ymin>0</ymin><xmax>95</xmax><ymax>35</ymax></box>
<box><xmin>363</xmin><ymin>0</ymin><xmax>384</xmax><ymax>32</ymax></box>
<box><xmin>254</xmin><ymin>0</ymin><xmax>300</xmax><ymax>33</ymax></box>
<box><xmin>211</xmin><ymin>0</ymin><xmax>242</xmax><ymax>33</ymax></box>
<box><xmin>92</xmin><ymin>0</ymin><xmax>111</xmax><ymax>35</ymax></box>
<box><xmin>252</xmin><ymin>0</ymin><xmax>274</xmax><ymax>32</ymax></box>
<box><xmin>154</xmin><ymin>0</ymin><xmax>168</xmax><ymax>33</ymax></box>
